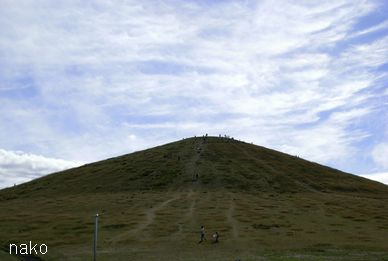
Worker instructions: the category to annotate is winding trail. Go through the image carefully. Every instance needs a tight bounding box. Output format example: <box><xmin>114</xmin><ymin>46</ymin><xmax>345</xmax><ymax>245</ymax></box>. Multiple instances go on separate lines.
<box><xmin>185</xmin><ymin>139</ymin><xmax>204</xmax><ymax>184</ymax></box>
<box><xmin>185</xmin><ymin>189</ymin><xmax>196</xmax><ymax>219</ymax></box>
<box><xmin>135</xmin><ymin>196</ymin><xmax>180</xmax><ymax>233</ymax></box>
<box><xmin>171</xmin><ymin>189</ymin><xmax>197</xmax><ymax>239</ymax></box>
<box><xmin>226</xmin><ymin>198</ymin><xmax>239</xmax><ymax>239</ymax></box>
<box><xmin>111</xmin><ymin>194</ymin><xmax>180</xmax><ymax>244</ymax></box>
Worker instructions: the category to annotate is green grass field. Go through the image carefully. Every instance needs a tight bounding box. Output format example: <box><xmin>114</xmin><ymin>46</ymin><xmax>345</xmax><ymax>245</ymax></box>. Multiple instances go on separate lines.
<box><xmin>1</xmin><ymin>137</ymin><xmax>387</xmax><ymax>260</ymax></box>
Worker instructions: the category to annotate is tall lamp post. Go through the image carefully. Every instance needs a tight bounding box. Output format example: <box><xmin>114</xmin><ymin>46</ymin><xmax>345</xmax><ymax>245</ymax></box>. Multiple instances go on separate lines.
<box><xmin>94</xmin><ymin>213</ymin><xmax>99</xmax><ymax>261</ymax></box>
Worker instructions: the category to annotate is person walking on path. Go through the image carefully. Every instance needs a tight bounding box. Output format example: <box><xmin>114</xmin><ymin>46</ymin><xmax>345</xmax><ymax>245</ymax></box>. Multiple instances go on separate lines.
<box><xmin>212</xmin><ymin>231</ymin><xmax>219</xmax><ymax>243</ymax></box>
<box><xmin>198</xmin><ymin>226</ymin><xmax>206</xmax><ymax>243</ymax></box>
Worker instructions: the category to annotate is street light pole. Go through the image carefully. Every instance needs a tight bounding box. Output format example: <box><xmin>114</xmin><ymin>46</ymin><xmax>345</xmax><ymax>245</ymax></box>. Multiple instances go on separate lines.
<box><xmin>94</xmin><ymin>213</ymin><xmax>99</xmax><ymax>261</ymax></box>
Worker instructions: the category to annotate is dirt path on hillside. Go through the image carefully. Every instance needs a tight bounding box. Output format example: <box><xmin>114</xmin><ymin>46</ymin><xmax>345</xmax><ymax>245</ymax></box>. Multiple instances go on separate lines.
<box><xmin>110</xmin><ymin>194</ymin><xmax>181</xmax><ymax>244</ymax></box>
<box><xmin>182</xmin><ymin>189</ymin><xmax>196</xmax><ymax>221</ymax></box>
<box><xmin>186</xmin><ymin>197</ymin><xmax>196</xmax><ymax>220</ymax></box>
<box><xmin>184</xmin><ymin>138</ymin><xmax>206</xmax><ymax>187</ymax></box>
<box><xmin>135</xmin><ymin>195</ymin><xmax>180</xmax><ymax>233</ymax></box>
<box><xmin>226</xmin><ymin>198</ymin><xmax>239</xmax><ymax>239</ymax></box>
<box><xmin>171</xmin><ymin>189</ymin><xmax>197</xmax><ymax>239</ymax></box>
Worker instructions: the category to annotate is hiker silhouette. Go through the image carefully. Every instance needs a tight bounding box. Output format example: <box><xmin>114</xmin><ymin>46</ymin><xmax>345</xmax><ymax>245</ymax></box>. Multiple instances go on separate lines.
<box><xmin>198</xmin><ymin>226</ymin><xmax>206</xmax><ymax>243</ymax></box>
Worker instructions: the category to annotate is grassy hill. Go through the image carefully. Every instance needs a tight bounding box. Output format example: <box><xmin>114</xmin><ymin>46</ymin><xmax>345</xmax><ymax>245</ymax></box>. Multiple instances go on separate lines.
<box><xmin>0</xmin><ymin>136</ymin><xmax>388</xmax><ymax>260</ymax></box>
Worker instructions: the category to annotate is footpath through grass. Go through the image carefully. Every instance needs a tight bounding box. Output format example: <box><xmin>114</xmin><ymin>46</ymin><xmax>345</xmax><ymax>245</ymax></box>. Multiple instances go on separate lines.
<box><xmin>1</xmin><ymin>191</ymin><xmax>387</xmax><ymax>260</ymax></box>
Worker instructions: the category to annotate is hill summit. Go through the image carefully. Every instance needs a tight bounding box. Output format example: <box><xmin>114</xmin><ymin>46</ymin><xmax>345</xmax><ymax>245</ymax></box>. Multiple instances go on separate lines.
<box><xmin>1</xmin><ymin>136</ymin><xmax>388</xmax><ymax>260</ymax></box>
<box><xmin>3</xmin><ymin>136</ymin><xmax>387</xmax><ymax>198</ymax></box>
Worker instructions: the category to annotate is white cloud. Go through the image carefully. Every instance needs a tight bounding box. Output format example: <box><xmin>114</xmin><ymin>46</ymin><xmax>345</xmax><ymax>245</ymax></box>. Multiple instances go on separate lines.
<box><xmin>349</xmin><ymin>20</ymin><xmax>388</xmax><ymax>38</ymax></box>
<box><xmin>0</xmin><ymin>0</ymin><xmax>386</xmax><ymax>187</ymax></box>
<box><xmin>359</xmin><ymin>172</ymin><xmax>388</xmax><ymax>185</ymax></box>
<box><xmin>339</xmin><ymin>36</ymin><xmax>388</xmax><ymax>68</ymax></box>
<box><xmin>0</xmin><ymin>149</ymin><xmax>82</xmax><ymax>188</ymax></box>
<box><xmin>372</xmin><ymin>143</ymin><xmax>388</xmax><ymax>169</ymax></box>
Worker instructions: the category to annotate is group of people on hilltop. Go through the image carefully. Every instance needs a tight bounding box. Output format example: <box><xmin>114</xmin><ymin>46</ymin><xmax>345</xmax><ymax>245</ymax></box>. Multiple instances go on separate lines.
<box><xmin>198</xmin><ymin>225</ymin><xmax>219</xmax><ymax>244</ymax></box>
<box><xmin>191</xmin><ymin>133</ymin><xmax>239</xmax><ymax>142</ymax></box>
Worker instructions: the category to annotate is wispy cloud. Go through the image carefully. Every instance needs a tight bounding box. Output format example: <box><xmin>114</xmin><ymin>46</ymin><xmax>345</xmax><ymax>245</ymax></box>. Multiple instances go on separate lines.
<box><xmin>0</xmin><ymin>149</ymin><xmax>82</xmax><ymax>188</ymax></box>
<box><xmin>372</xmin><ymin>142</ymin><xmax>388</xmax><ymax>169</ymax></box>
<box><xmin>0</xmin><ymin>0</ymin><xmax>387</xmax><ymax>187</ymax></box>
<box><xmin>349</xmin><ymin>20</ymin><xmax>388</xmax><ymax>38</ymax></box>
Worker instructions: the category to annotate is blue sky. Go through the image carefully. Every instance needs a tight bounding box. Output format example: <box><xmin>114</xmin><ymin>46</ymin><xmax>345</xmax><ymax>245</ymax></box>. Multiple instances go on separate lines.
<box><xmin>0</xmin><ymin>0</ymin><xmax>387</xmax><ymax>188</ymax></box>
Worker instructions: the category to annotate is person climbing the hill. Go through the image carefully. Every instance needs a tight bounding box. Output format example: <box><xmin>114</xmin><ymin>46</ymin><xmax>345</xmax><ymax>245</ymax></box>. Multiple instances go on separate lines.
<box><xmin>198</xmin><ymin>225</ymin><xmax>206</xmax><ymax>243</ymax></box>
<box><xmin>212</xmin><ymin>231</ymin><xmax>219</xmax><ymax>243</ymax></box>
